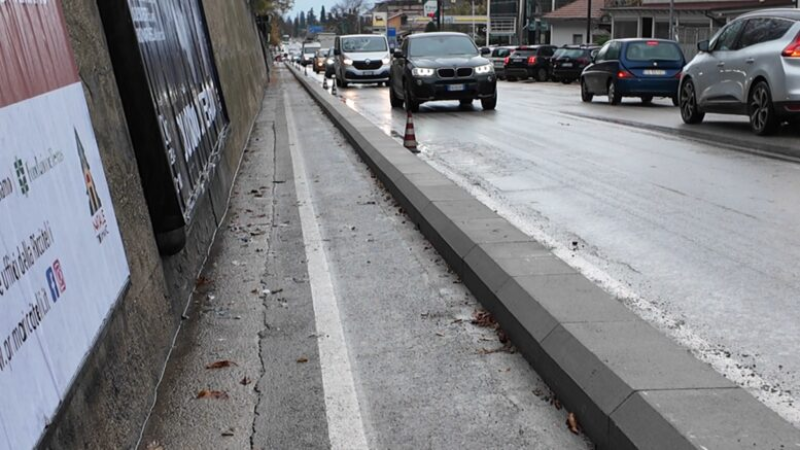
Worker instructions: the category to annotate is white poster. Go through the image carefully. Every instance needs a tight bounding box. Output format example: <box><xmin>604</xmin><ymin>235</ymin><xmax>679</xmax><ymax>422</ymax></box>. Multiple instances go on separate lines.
<box><xmin>0</xmin><ymin>1</ymin><xmax>131</xmax><ymax>449</ymax></box>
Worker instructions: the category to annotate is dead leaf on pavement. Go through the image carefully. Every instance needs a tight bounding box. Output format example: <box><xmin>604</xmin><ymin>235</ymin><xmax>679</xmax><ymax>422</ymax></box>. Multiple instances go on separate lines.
<box><xmin>197</xmin><ymin>389</ymin><xmax>229</xmax><ymax>400</ymax></box>
<box><xmin>435</xmin><ymin>332</ymin><xmax>445</xmax><ymax>337</ymax></box>
<box><xmin>471</xmin><ymin>309</ymin><xmax>497</xmax><ymax>328</ymax></box>
<box><xmin>195</xmin><ymin>276</ymin><xmax>212</xmax><ymax>287</ymax></box>
<box><xmin>222</xmin><ymin>427</ymin><xmax>236</xmax><ymax>437</ymax></box>
<box><xmin>240</xmin><ymin>376</ymin><xmax>252</xmax><ymax>386</ymax></box>
<box><xmin>551</xmin><ymin>397</ymin><xmax>562</xmax><ymax>410</ymax></box>
<box><xmin>206</xmin><ymin>360</ymin><xmax>237</xmax><ymax>370</ymax></box>
<box><xmin>297</xmin><ymin>357</ymin><xmax>309</xmax><ymax>363</ymax></box>
<box><xmin>566</xmin><ymin>412</ymin><xmax>580</xmax><ymax>434</ymax></box>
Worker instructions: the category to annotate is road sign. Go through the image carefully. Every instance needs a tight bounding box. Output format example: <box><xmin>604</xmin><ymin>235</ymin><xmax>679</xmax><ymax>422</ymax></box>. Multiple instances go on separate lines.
<box><xmin>387</xmin><ymin>27</ymin><xmax>397</xmax><ymax>37</ymax></box>
<box><xmin>424</xmin><ymin>0</ymin><xmax>437</xmax><ymax>17</ymax></box>
<box><xmin>308</xmin><ymin>25</ymin><xmax>323</xmax><ymax>33</ymax></box>
<box><xmin>373</xmin><ymin>12</ymin><xmax>388</xmax><ymax>28</ymax></box>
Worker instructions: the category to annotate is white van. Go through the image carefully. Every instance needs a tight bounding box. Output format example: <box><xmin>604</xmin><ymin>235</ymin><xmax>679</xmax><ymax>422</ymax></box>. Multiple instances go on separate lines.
<box><xmin>333</xmin><ymin>34</ymin><xmax>390</xmax><ymax>88</ymax></box>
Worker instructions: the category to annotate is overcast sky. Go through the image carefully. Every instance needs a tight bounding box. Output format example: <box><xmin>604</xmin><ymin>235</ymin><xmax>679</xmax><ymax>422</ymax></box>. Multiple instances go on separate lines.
<box><xmin>288</xmin><ymin>0</ymin><xmax>340</xmax><ymax>21</ymax></box>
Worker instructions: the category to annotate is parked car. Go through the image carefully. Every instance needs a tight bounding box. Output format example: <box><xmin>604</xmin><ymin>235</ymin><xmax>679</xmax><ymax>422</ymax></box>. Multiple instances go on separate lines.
<box><xmin>313</xmin><ymin>48</ymin><xmax>329</xmax><ymax>74</ymax></box>
<box><xmin>490</xmin><ymin>46</ymin><xmax>516</xmax><ymax>80</ymax></box>
<box><xmin>680</xmin><ymin>9</ymin><xmax>800</xmax><ymax>135</ymax></box>
<box><xmin>503</xmin><ymin>45</ymin><xmax>557</xmax><ymax>81</ymax></box>
<box><xmin>324</xmin><ymin>48</ymin><xmax>336</xmax><ymax>79</ymax></box>
<box><xmin>389</xmin><ymin>32</ymin><xmax>497</xmax><ymax>112</ymax></box>
<box><xmin>333</xmin><ymin>34</ymin><xmax>391</xmax><ymax>88</ymax></box>
<box><xmin>551</xmin><ymin>45</ymin><xmax>599</xmax><ymax>84</ymax></box>
<box><xmin>581</xmin><ymin>38</ymin><xmax>685</xmax><ymax>105</ymax></box>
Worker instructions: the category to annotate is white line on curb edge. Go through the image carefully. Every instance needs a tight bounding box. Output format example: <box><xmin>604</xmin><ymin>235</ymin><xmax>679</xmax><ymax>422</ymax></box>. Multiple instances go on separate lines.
<box><xmin>284</xmin><ymin>90</ymin><xmax>369</xmax><ymax>450</ymax></box>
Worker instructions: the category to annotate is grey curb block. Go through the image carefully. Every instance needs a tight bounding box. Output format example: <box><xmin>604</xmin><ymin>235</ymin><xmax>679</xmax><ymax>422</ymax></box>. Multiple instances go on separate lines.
<box><xmin>286</xmin><ymin>64</ymin><xmax>800</xmax><ymax>450</ymax></box>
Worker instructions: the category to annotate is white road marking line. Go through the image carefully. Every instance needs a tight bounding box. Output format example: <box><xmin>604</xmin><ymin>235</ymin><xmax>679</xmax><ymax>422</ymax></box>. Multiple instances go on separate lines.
<box><xmin>284</xmin><ymin>90</ymin><xmax>369</xmax><ymax>450</ymax></box>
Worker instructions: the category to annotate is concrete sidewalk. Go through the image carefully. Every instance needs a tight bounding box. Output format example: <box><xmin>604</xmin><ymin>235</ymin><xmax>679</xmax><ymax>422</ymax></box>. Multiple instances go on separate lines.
<box><xmin>139</xmin><ymin>69</ymin><xmax>592</xmax><ymax>450</ymax></box>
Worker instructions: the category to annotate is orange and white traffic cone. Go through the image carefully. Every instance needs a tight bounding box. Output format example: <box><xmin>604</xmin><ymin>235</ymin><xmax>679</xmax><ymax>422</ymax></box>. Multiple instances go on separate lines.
<box><xmin>403</xmin><ymin>110</ymin><xmax>419</xmax><ymax>153</ymax></box>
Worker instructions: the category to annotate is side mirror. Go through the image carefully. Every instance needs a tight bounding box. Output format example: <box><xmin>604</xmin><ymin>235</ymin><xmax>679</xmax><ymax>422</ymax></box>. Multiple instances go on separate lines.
<box><xmin>393</xmin><ymin>49</ymin><xmax>404</xmax><ymax>58</ymax></box>
<box><xmin>480</xmin><ymin>47</ymin><xmax>491</xmax><ymax>55</ymax></box>
<box><xmin>697</xmin><ymin>40</ymin><xmax>710</xmax><ymax>53</ymax></box>
<box><xmin>333</xmin><ymin>49</ymin><xmax>341</xmax><ymax>56</ymax></box>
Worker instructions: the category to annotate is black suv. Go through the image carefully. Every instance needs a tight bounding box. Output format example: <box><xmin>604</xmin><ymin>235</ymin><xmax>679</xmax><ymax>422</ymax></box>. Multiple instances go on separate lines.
<box><xmin>551</xmin><ymin>45</ymin><xmax>599</xmax><ymax>84</ymax></box>
<box><xmin>503</xmin><ymin>45</ymin><xmax>557</xmax><ymax>81</ymax></box>
<box><xmin>389</xmin><ymin>32</ymin><xmax>498</xmax><ymax>112</ymax></box>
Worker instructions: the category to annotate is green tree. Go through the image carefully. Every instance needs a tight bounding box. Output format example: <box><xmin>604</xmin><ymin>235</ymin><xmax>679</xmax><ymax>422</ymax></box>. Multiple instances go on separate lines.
<box><xmin>299</xmin><ymin>11</ymin><xmax>306</xmax><ymax>30</ymax></box>
<box><xmin>251</xmin><ymin>0</ymin><xmax>294</xmax><ymax>16</ymax></box>
<box><xmin>308</xmin><ymin>8</ymin><xmax>316</xmax><ymax>26</ymax></box>
<box><xmin>425</xmin><ymin>21</ymin><xmax>438</xmax><ymax>32</ymax></box>
<box><xmin>320</xmin><ymin>6</ymin><xmax>327</xmax><ymax>23</ymax></box>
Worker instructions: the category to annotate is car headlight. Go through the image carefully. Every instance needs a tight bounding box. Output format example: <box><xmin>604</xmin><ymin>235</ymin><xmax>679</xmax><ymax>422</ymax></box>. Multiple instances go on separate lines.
<box><xmin>327</xmin><ymin>58</ymin><xmax>334</xmax><ymax>65</ymax></box>
<box><xmin>475</xmin><ymin>64</ymin><xmax>494</xmax><ymax>74</ymax></box>
<box><xmin>382</xmin><ymin>57</ymin><xmax>390</xmax><ymax>65</ymax></box>
<box><xmin>412</xmin><ymin>68</ymin><xmax>435</xmax><ymax>77</ymax></box>
<box><xmin>344</xmin><ymin>58</ymin><xmax>353</xmax><ymax>66</ymax></box>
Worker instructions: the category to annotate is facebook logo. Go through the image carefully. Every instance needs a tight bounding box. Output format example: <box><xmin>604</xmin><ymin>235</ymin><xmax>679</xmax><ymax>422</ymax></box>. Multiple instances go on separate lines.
<box><xmin>46</xmin><ymin>260</ymin><xmax>66</xmax><ymax>303</ymax></box>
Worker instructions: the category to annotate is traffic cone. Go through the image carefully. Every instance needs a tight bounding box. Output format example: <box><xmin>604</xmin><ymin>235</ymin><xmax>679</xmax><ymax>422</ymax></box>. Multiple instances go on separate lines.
<box><xmin>403</xmin><ymin>110</ymin><xmax>419</xmax><ymax>153</ymax></box>
<box><xmin>331</xmin><ymin>79</ymin><xmax>337</xmax><ymax>95</ymax></box>
<box><xmin>322</xmin><ymin>77</ymin><xmax>328</xmax><ymax>89</ymax></box>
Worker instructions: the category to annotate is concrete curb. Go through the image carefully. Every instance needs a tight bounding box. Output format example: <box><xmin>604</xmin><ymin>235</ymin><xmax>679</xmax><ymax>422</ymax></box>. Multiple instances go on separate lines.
<box><xmin>286</xmin><ymin>64</ymin><xmax>800</xmax><ymax>450</ymax></box>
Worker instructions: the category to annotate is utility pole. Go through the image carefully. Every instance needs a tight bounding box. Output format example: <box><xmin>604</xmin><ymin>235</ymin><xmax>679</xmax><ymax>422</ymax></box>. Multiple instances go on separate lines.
<box><xmin>586</xmin><ymin>0</ymin><xmax>592</xmax><ymax>44</ymax></box>
<box><xmin>486</xmin><ymin>0</ymin><xmax>491</xmax><ymax>45</ymax></box>
<box><xmin>518</xmin><ymin>0</ymin><xmax>525</xmax><ymax>44</ymax></box>
<box><xmin>437</xmin><ymin>0</ymin><xmax>442</xmax><ymax>29</ymax></box>
<box><xmin>669</xmin><ymin>0</ymin><xmax>675</xmax><ymax>40</ymax></box>
<box><xmin>472</xmin><ymin>0</ymin><xmax>476</xmax><ymax>39</ymax></box>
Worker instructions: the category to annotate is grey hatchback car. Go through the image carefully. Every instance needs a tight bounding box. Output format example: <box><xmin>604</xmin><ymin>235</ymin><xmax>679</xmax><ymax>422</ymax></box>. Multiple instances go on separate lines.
<box><xmin>679</xmin><ymin>9</ymin><xmax>800</xmax><ymax>135</ymax></box>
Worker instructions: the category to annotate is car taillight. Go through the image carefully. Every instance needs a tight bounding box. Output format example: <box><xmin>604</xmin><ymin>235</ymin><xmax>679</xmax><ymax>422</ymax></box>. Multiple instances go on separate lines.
<box><xmin>617</xmin><ymin>69</ymin><xmax>634</xmax><ymax>79</ymax></box>
<box><xmin>674</xmin><ymin>70</ymin><xmax>682</xmax><ymax>79</ymax></box>
<box><xmin>576</xmin><ymin>58</ymin><xmax>589</xmax><ymax>65</ymax></box>
<box><xmin>504</xmin><ymin>56</ymin><xmax>510</xmax><ymax>65</ymax></box>
<box><xmin>527</xmin><ymin>56</ymin><xmax>537</xmax><ymax>65</ymax></box>
<box><xmin>782</xmin><ymin>31</ymin><xmax>800</xmax><ymax>57</ymax></box>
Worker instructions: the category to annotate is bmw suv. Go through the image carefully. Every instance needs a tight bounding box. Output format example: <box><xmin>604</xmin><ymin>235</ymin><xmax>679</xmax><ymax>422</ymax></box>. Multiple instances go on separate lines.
<box><xmin>389</xmin><ymin>32</ymin><xmax>497</xmax><ymax>112</ymax></box>
<box><xmin>680</xmin><ymin>9</ymin><xmax>800</xmax><ymax>135</ymax></box>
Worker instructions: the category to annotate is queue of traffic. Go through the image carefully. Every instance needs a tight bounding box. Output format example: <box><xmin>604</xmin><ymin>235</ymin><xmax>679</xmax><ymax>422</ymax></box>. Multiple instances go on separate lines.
<box><xmin>290</xmin><ymin>8</ymin><xmax>800</xmax><ymax>136</ymax></box>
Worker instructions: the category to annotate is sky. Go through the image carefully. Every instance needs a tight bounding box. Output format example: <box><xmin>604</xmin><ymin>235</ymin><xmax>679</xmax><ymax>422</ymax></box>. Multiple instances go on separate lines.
<box><xmin>289</xmin><ymin>0</ymin><xmax>341</xmax><ymax>21</ymax></box>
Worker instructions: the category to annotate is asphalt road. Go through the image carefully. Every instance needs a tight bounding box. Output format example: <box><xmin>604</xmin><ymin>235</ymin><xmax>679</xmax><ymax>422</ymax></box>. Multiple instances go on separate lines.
<box><xmin>305</xmin><ymin>69</ymin><xmax>800</xmax><ymax>428</ymax></box>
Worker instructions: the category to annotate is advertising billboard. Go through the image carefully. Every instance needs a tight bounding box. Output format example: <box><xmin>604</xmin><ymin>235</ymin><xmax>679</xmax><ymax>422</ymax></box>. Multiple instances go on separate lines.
<box><xmin>0</xmin><ymin>1</ymin><xmax>131</xmax><ymax>448</ymax></box>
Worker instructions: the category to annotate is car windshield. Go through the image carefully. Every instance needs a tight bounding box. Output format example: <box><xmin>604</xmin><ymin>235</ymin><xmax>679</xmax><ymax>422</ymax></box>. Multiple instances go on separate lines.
<box><xmin>625</xmin><ymin>41</ymin><xmax>683</xmax><ymax>62</ymax></box>
<box><xmin>342</xmin><ymin>36</ymin><xmax>387</xmax><ymax>53</ymax></box>
<box><xmin>554</xmin><ymin>49</ymin><xmax>584</xmax><ymax>59</ymax></box>
<box><xmin>316</xmin><ymin>48</ymin><xmax>329</xmax><ymax>56</ymax></box>
<box><xmin>491</xmin><ymin>48</ymin><xmax>512</xmax><ymax>57</ymax></box>
<box><xmin>409</xmin><ymin>35</ymin><xmax>478</xmax><ymax>57</ymax></box>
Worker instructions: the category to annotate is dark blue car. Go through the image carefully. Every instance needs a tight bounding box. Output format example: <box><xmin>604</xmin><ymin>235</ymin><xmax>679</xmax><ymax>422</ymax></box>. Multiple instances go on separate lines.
<box><xmin>580</xmin><ymin>39</ymin><xmax>685</xmax><ymax>105</ymax></box>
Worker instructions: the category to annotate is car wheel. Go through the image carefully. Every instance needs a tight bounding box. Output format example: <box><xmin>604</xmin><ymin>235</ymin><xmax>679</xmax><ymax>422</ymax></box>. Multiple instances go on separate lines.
<box><xmin>749</xmin><ymin>80</ymin><xmax>779</xmax><ymax>136</ymax></box>
<box><xmin>607</xmin><ymin>80</ymin><xmax>621</xmax><ymax>105</ymax></box>
<box><xmin>581</xmin><ymin>78</ymin><xmax>593</xmax><ymax>103</ymax></box>
<box><xmin>389</xmin><ymin>84</ymin><xmax>403</xmax><ymax>108</ymax></box>
<box><xmin>536</xmin><ymin>68</ymin><xmax>548</xmax><ymax>82</ymax></box>
<box><xmin>680</xmin><ymin>79</ymin><xmax>705</xmax><ymax>124</ymax></box>
<box><xmin>507</xmin><ymin>76</ymin><xmax>517</xmax><ymax>82</ymax></box>
<box><xmin>561</xmin><ymin>78</ymin><xmax>573</xmax><ymax>85</ymax></box>
<box><xmin>481</xmin><ymin>93</ymin><xmax>497</xmax><ymax>111</ymax></box>
<box><xmin>641</xmin><ymin>96</ymin><xmax>653</xmax><ymax>104</ymax></box>
<box><xmin>404</xmin><ymin>82</ymin><xmax>420</xmax><ymax>113</ymax></box>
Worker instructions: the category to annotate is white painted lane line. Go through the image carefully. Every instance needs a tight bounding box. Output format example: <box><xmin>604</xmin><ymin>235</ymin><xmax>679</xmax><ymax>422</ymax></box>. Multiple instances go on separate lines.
<box><xmin>284</xmin><ymin>91</ymin><xmax>369</xmax><ymax>450</ymax></box>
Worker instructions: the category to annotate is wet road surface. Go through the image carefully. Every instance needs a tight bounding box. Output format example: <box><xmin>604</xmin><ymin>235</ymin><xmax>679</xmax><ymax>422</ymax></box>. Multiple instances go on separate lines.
<box><xmin>306</xmin><ymin>70</ymin><xmax>800</xmax><ymax>427</ymax></box>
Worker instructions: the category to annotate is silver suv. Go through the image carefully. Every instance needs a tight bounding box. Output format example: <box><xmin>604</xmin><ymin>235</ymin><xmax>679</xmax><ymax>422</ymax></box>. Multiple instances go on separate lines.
<box><xmin>679</xmin><ymin>9</ymin><xmax>800</xmax><ymax>135</ymax></box>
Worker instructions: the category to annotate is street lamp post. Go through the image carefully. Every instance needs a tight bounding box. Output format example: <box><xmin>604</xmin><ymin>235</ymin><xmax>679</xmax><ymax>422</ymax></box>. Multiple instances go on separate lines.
<box><xmin>586</xmin><ymin>0</ymin><xmax>592</xmax><ymax>44</ymax></box>
<box><xmin>472</xmin><ymin>0</ymin><xmax>476</xmax><ymax>39</ymax></box>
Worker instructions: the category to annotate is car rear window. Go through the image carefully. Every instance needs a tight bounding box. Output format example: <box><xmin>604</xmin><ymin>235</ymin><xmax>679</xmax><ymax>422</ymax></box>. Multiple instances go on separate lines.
<box><xmin>510</xmin><ymin>50</ymin><xmax>536</xmax><ymax>57</ymax></box>
<box><xmin>554</xmin><ymin>49</ymin><xmax>584</xmax><ymax>58</ymax></box>
<box><xmin>492</xmin><ymin>48</ymin><xmax>512</xmax><ymax>57</ymax></box>
<box><xmin>625</xmin><ymin>41</ymin><xmax>683</xmax><ymax>62</ymax></box>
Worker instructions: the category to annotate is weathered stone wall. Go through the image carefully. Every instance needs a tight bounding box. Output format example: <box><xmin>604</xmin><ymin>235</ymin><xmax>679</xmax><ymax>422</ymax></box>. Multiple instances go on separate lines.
<box><xmin>40</xmin><ymin>0</ymin><xmax>266</xmax><ymax>448</ymax></box>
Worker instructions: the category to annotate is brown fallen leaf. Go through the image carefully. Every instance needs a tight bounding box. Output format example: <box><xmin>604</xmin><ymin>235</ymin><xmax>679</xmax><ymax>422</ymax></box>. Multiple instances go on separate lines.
<box><xmin>566</xmin><ymin>412</ymin><xmax>580</xmax><ymax>435</ymax></box>
<box><xmin>297</xmin><ymin>357</ymin><xmax>309</xmax><ymax>363</ymax></box>
<box><xmin>497</xmin><ymin>329</ymin><xmax>510</xmax><ymax>344</ymax></box>
<box><xmin>452</xmin><ymin>319</ymin><xmax>463</xmax><ymax>324</ymax></box>
<box><xmin>471</xmin><ymin>309</ymin><xmax>497</xmax><ymax>328</ymax></box>
<box><xmin>197</xmin><ymin>389</ymin><xmax>229</xmax><ymax>400</ymax></box>
<box><xmin>435</xmin><ymin>332</ymin><xmax>445</xmax><ymax>337</ymax></box>
<box><xmin>195</xmin><ymin>276</ymin><xmax>212</xmax><ymax>287</ymax></box>
<box><xmin>240</xmin><ymin>376</ymin><xmax>252</xmax><ymax>386</ymax></box>
<box><xmin>551</xmin><ymin>397</ymin><xmax>562</xmax><ymax>410</ymax></box>
<box><xmin>206</xmin><ymin>360</ymin><xmax>237</xmax><ymax>370</ymax></box>
<box><xmin>222</xmin><ymin>427</ymin><xmax>236</xmax><ymax>437</ymax></box>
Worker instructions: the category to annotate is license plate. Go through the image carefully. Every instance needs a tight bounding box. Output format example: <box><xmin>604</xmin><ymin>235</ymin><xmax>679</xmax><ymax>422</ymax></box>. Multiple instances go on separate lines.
<box><xmin>562</xmin><ymin>62</ymin><xmax>573</xmax><ymax>68</ymax></box>
<box><xmin>643</xmin><ymin>69</ymin><xmax>666</xmax><ymax>76</ymax></box>
<box><xmin>494</xmin><ymin>62</ymin><xmax>504</xmax><ymax>67</ymax></box>
<box><xmin>447</xmin><ymin>84</ymin><xmax>465</xmax><ymax>92</ymax></box>
<box><xmin>362</xmin><ymin>70</ymin><xmax>374</xmax><ymax>76</ymax></box>
<box><xmin>514</xmin><ymin>58</ymin><xmax>523</xmax><ymax>62</ymax></box>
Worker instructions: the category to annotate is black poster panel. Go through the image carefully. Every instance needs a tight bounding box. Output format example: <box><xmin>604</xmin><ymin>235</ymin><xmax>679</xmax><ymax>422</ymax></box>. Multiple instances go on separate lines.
<box><xmin>128</xmin><ymin>0</ymin><xmax>228</xmax><ymax>219</ymax></box>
